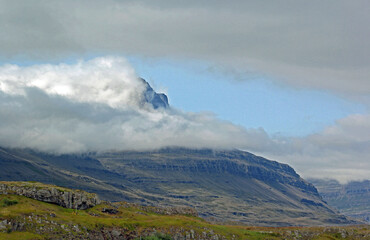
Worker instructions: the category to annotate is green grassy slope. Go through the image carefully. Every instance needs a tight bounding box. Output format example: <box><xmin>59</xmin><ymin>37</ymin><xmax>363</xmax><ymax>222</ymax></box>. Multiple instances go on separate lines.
<box><xmin>0</xmin><ymin>193</ymin><xmax>369</xmax><ymax>240</ymax></box>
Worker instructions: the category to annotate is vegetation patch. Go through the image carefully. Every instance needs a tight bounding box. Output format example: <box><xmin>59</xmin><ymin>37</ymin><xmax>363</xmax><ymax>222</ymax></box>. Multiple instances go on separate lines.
<box><xmin>137</xmin><ymin>232</ymin><xmax>172</xmax><ymax>240</ymax></box>
<box><xmin>0</xmin><ymin>198</ymin><xmax>18</xmax><ymax>207</ymax></box>
<box><xmin>0</xmin><ymin>232</ymin><xmax>43</xmax><ymax>240</ymax></box>
<box><xmin>0</xmin><ymin>183</ymin><xmax>369</xmax><ymax>240</ymax></box>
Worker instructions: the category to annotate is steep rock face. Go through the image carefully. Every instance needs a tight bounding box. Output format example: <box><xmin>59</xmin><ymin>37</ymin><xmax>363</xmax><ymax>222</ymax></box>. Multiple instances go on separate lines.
<box><xmin>94</xmin><ymin>148</ymin><xmax>351</xmax><ymax>226</ymax></box>
<box><xmin>309</xmin><ymin>178</ymin><xmax>370</xmax><ymax>223</ymax></box>
<box><xmin>0</xmin><ymin>147</ymin><xmax>356</xmax><ymax>226</ymax></box>
<box><xmin>115</xmin><ymin>202</ymin><xmax>198</xmax><ymax>217</ymax></box>
<box><xmin>140</xmin><ymin>78</ymin><xmax>169</xmax><ymax>109</ymax></box>
<box><xmin>0</xmin><ymin>181</ymin><xmax>100</xmax><ymax>209</ymax></box>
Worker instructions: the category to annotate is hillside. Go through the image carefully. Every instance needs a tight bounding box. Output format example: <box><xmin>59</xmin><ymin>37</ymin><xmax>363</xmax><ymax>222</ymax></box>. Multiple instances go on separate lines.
<box><xmin>0</xmin><ymin>147</ymin><xmax>356</xmax><ymax>226</ymax></box>
<box><xmin>309</xmin><ymin>179</ymin><xmax>370</xmax><ymax>223</ymax></box>
<box><xmin>0</xmin><ymin>181</ymin><xmax>369</xmax><ymax>240</ymax></box>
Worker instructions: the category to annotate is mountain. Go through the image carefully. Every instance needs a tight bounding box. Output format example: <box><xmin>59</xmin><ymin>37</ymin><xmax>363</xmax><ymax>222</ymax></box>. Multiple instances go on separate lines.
<box><xmin>0</xmin><ymin>147</ymin><xmax>354</xmax><ymax>227</ymax></box>
<box><xmin>141</xmin><ymin>78</ymin><xmax>169</xmax><ymax>109</ymax></box>
<box><xmin>309</xmin><ymin>178</ymin><xmax>370</xmax><ymax>223</ymax></box>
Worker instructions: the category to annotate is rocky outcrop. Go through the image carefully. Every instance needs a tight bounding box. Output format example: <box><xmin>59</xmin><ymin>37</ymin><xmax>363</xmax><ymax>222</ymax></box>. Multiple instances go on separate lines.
<box><xmin>1</xmin><ymin>214</ymin><xmax>369</xmax><ymax>240</ymax></box>
<box><xmin>116</xmin><ymin>202</ymin><xmax>198</xmax><ymax>217</ymax></box>
<box><xmin>140</xmin><ymin>78</ymin><xmax>169</xmax><ymax>109</ymax></box>
<box><xmin>0</xmin><ymin>181</ymin><xmax>100</xmax><ymax>209</ymax></box>
<box><xmin>1</xmin><ymin>215</ymin><xmax>230</xmax><ymax>240</ymax></box>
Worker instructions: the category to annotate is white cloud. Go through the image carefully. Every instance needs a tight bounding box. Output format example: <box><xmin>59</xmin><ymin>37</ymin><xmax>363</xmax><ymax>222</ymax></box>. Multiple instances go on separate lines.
<box><xmin>0</xmin><ymin>0</ymin><xmax>369</xmax><ymax>101</ymax></box>
<box><xmin>0</xmin><ymin>56</ymin><xmax>368</xmax><ymax>182</ymax></box>
<box><xmin>0</xmin><ymin>57</ymin><xmax>143</xmax><ymax>109</ymax></box>
<box><xmin>0</xmin><ymin>57</ymin><xmax>269</xmax><ymax>153</ymax></box>
<box><xmin>259</xmin><ymin>114</ymin><xmax>370</xmax><ymax>183</ymax></box>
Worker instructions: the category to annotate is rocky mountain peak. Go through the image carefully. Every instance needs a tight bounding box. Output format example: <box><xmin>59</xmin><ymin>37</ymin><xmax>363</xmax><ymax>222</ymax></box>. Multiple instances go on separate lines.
<box><xmin>140</xmin><ymin>78</ymin><xmax>169</xmax><ymax>109</ymax></box>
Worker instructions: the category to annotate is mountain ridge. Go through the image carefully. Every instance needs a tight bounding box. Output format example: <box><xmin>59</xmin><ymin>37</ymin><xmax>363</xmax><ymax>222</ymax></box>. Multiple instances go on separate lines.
<box><xmin>140</xmin><ymin>78</ymin><xmax>169</xmax><ymax>109</ymax></box>
<box><xmin>309</xmin><ymin>178</ymin><xmax>370</xmax><ymax>223</ymax></box>
<box><xmin>0</xmin><ymin>146</ymin><xmax>358</xmax><ymax>227</ymax></box>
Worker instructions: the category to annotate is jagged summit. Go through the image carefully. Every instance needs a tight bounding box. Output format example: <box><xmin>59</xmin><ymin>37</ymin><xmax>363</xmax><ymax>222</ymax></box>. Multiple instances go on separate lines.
<box><xmin>140</xmin><ymin>78</ymin><xmax>169</xmax><ymax>109</ymax></box>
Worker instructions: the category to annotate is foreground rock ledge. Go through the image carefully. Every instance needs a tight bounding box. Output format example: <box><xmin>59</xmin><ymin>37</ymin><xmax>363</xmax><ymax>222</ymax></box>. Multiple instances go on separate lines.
<box><xmin>0</xmin><ymin>181</ymin><xmax>100</xmax><ymax>210</ymax></box>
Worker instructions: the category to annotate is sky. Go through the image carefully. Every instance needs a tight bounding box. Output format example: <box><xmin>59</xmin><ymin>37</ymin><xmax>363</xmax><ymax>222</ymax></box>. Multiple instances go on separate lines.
<box><xmin>128</xmin><ymin>57</ymin><xmax>366</xmax><ymax>136</ymax></box>
<box><xmin>0</xmin><ymin>0</ymin><xmax>369</xmax><ymax>183</ymax></box>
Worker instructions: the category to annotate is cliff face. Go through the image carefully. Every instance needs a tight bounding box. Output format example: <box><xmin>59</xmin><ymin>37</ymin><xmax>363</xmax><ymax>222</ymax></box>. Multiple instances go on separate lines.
<box><xmin>0</xmin><ymin>181</ymin><xmax>100</xmax><ymax>210</ymax></box>
<box><xmin>94</xmin><ymin>148</ymin><xmax>347</xmax><ymax>226</ymax></box>
<box><xmin>140</xmin><ymin>78</ymin><xmax>169</xmax><ymax>109</ymax></box>
<box><xmin>309</xmin><ymin>178</ymin><xmax>370</xmax><ymax>223</ymax></box>
<box><xmin>0</xmin><ymin>147</ymin><xmax>356</xmax><ymax>226</ymax></box>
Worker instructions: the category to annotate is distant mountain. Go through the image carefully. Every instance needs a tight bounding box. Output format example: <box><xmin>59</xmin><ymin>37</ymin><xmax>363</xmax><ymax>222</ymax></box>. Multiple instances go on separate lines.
<box><xmin>0</xmin><ymin>147</ymin><xmax>356</xmax><ymax>227</ymax></box>
<box><xmin>309</xmin><ymin>178</ymin><xmax>370</xmax><ymax>223</ymax></box>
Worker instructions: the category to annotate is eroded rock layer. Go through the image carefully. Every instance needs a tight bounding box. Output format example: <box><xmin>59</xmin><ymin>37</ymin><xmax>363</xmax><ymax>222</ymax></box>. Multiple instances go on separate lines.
<box><xmin>0</xmin><ymin>181</ymin><xmax>100</xmax><ymax>209</ymax></box>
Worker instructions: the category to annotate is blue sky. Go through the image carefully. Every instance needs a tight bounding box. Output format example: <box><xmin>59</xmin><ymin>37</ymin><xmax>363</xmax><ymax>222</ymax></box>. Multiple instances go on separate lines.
<box><xmin>129</xmin><ymin>57</ymin><xmax>366</xmax><ymax>137</ymax></box>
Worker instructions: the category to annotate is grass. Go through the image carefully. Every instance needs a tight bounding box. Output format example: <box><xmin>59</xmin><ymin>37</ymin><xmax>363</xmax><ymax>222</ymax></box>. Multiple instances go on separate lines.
<box><xmin>0</xmin><ymin>181</ymin><xmax>97</xmax><ymax>198</ymax></box>
<box><xmin>0</xmin><ymin>198</ymin><xmax>18</xmax><ymax>207</ymax></box>
<box><xmin>0</xmin><ymin>194</ymin><xmax>283</xmax><ymax>239</ymax></box>
<box><xmin>0</xmin><ymin>193</ymin><xmax>368</xmax><ymax>240</ymax></box>
<box><xmin>137</xmin><ymin>233</ymin><xmax>172</xmax><ymax>240</ymax></box>
<box><xmin>0</xmin><ymin>232</ymin><xmax>43</xmax><ymax>240</ymax></box>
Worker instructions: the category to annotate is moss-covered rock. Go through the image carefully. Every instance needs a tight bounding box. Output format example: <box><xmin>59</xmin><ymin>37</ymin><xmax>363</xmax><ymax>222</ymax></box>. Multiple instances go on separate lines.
<box><xmin>0</xmin><ymin>181</ymin><xmax>100</xmax><ymax>210</ymax></box>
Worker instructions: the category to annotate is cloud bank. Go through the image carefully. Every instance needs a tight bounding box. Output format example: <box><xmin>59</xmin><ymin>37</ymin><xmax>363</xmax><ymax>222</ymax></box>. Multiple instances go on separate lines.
<box><xmin>261</xmin><ymin>114</ymin><xmax>370</xmax><ymax>183</ymax></box>
<box><xmin>0</xmin><ymin>0</ymin><xmax>369</xmax><ymax>101</ymax></box>
<box><xmin>0</xmin><ymin>57</ymin><xmax>368</xmax><ymax>182</ymax></box>
<box><xmin>0</xmin><ymin>57</ymin><xmax>268</xmax><ymax>152</ymax></box>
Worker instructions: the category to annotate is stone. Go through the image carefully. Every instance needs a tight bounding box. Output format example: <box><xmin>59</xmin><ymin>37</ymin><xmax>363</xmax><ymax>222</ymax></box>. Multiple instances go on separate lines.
<box><xmin>0</xmin><ymin>182</ymin><xmax>100</xmax><ymax>210</ymax></box>
<box><xmin>74</xmin><ymin>225</ymin><xmax>80</xmax><ymax>232</ymax></box>
<box><xmin>102</xmin><ymin>208</ymin><xmax>119</xmax><ymax>214</ymax></box>
<box><xmin>190</xmin><ymin>229</ymin><xmax>195</xmax><ymax>238</ymax></box>
<box><xmin>111</xmin><ymin>229</ymin><xmax>121</xmax><ymax>237</ymax></box>
<box><xmin>0</xmin><ymin>220</ymin><xmax>7</xmax><ymax>230</ymax></box>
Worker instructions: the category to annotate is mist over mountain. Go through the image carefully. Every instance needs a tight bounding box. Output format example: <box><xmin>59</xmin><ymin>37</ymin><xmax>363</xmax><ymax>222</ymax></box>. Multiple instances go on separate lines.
<box><xmin>0</xmin><ymin>146</ymin><xmax>357</xmax><ymax>227</ymax></box>
<box><xmin>0</xmin><ymin>57</ymin><xmax>367</xmax><ymax>227</ymax></box>
<box><xmin>0</xmin><ymin>57</ymin><xmax>266</xmax><ymax>153</ymax></box>
<box><xmin>0</xmin><ymin>56</ymin><xmax>368</xmax><ymax>181</ymax></box>
<box><xmin>140</xmin><ymin>77</ymin><xmax>169</xmax><ymax>109</ymax></box>
<box><xmin>0</xmin><ymin>1</ymin><xmax>368</xmax><ymax>236</ymax></box>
